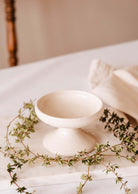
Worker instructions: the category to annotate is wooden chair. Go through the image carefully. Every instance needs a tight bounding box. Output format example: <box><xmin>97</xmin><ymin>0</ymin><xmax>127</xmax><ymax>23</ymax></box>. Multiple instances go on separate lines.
<box><xmin>4</xmin><ymin>0</ymin><xmax>18</xmax><ymax>67</ymax></box>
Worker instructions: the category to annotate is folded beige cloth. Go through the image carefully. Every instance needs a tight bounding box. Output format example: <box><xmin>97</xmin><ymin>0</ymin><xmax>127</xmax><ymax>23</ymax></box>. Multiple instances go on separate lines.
<box><xmin>88</xmin><ymin>60</ymin><xmax>138</xmax><ymax>120</ymax></box>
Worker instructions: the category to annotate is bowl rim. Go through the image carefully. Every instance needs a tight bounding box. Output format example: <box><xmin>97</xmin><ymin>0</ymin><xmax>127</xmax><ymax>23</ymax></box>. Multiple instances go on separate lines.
<box><xmin>35</xmin><ymin>90</ymin><xmax>104</xmax><ymax>122</ymax></box>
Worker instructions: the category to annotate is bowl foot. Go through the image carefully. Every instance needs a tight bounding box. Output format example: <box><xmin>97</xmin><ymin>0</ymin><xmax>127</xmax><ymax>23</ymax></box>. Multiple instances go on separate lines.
<box><xmin>43</xmin><ymin>127</ymin><xmax>96</xmax><ymax>156</ymax></box>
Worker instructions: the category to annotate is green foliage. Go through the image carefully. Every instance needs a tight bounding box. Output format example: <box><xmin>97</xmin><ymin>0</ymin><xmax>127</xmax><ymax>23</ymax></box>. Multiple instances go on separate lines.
<box><xmin>16</xmin><ymin>187</ymin><xmax>27</xmax><ymax>193</ymax></box>
<box><xmin>100</xmin><ymin>108</ymin><xmax>138</xmax><ymax>155</ymax></box>
<box><xmin>7</xmin><ymin>163</ymin><xmax>15</xmax><ymax>173</ymax></box>
<box><xmin>10</xmin><ymin>173</ymin><xmax>18</xmax><ymax>185</ymax></box>
<box><xmin>76</xmin><ymin>183</ymin><xmax>83</xmax><ymax>194</ymax></box>
<box><xmin>81</xmin><ymin>174</ymin><xmax>92</xmax><ymax>181</ymax></box>
<box><xmin>0</xmin><ymin>103</ymin><xmax>137</xmax><ymax>194</ymax></box>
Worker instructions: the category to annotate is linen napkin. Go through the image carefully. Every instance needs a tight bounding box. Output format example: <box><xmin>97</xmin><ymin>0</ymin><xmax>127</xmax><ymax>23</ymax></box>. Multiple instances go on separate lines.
<box><xmin>88</xmin><ymin>59</ymin><xmax>138</xmax><ymax>121</ymax></box>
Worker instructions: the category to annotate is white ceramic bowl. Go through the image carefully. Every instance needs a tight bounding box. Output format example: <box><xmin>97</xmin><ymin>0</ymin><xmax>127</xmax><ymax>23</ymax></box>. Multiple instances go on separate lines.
<box><xmin>35</xmin><ymin>90</ymin><xmax>103</xmax><ymax>156</ymax></box>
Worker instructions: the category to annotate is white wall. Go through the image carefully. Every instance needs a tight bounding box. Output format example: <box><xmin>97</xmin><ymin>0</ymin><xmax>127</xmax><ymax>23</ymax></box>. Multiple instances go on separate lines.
<box><xmin>0</xmin><ymin>0</ymin><xmax>138</xmax><ymax>68</ymax></box>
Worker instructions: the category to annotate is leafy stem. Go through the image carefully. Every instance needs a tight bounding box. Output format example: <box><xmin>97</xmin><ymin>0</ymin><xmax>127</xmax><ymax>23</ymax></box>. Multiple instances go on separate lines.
<box><xmin>0</xmin><ymin>103</ymin><xmax>137</xmax><ymax>194</ymax></box>
<box><xmin>102</xmin><ymin>162</ymin><xmax>131</xmax><ymax>194</ymax></box>
<box><xmin>77</xmin><ymin>165</ymin><xmax>92</xmax><ymax>194</ymax></box>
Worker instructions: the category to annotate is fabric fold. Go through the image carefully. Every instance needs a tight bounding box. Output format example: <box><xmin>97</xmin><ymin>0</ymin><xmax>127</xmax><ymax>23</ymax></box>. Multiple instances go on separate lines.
<box><xmin>88</xmin><ymin>60</ymin><xmax>138</xmax><ymax>120</ymax></box>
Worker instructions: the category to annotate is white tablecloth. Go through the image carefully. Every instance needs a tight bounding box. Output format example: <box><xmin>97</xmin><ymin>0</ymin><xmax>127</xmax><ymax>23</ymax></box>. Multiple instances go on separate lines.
<box><xmin>0</xmin><ymin>41</ymin><xmax>138</xmax><ymax>194</ymax></box>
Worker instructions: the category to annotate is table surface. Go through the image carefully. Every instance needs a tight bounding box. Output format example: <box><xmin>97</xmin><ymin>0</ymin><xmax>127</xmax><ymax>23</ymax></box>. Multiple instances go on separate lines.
<box><xmin>0</xmin><ymin>40</ymin><xmax>138</xmax><ymax>194</ymax></box>
<box><xmin>0</xmin><ymin>40</ymin><xmax>138</xmax><ymax>117</ymax></box>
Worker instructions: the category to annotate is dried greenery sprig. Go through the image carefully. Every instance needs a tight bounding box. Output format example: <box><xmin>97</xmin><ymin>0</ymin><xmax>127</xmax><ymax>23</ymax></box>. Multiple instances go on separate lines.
<box><xmin>0</xmin><ymin>103</ymin><xmax>137</xmax><ymax>194</ymax></box>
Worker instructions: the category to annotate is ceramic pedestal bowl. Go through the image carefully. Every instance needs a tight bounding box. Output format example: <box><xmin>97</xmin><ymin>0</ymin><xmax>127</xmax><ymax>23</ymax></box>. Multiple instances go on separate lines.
<box><xmin>35</xmin><ymin>90</ymin><xmax>103</xmax><ymax>156</ymax></box>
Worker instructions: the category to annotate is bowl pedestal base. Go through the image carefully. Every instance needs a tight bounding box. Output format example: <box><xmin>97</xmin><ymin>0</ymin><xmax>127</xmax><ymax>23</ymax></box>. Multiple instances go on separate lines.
<box><xmin>43</xmin><ymin>127</ymin><xmax>96</xmax><ymax>156</ymax></box>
